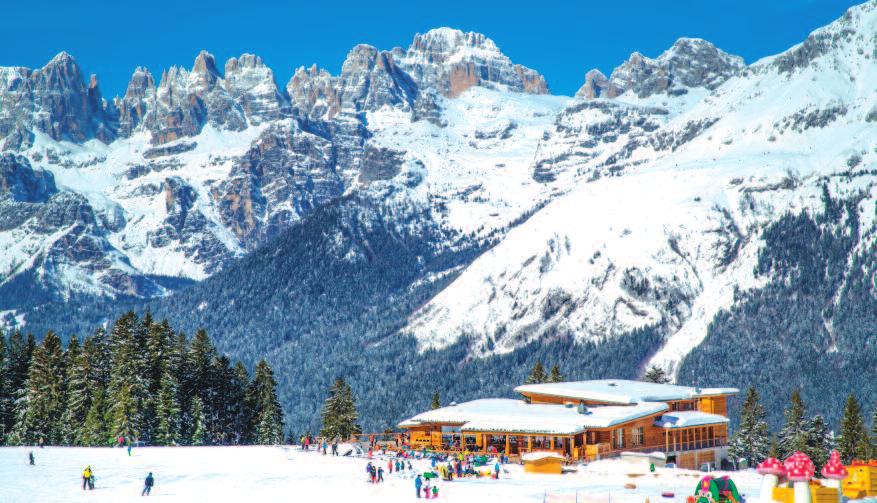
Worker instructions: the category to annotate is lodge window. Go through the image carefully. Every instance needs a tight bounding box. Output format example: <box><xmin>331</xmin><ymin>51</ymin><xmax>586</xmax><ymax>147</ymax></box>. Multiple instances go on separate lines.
<box><xmin>630</xmin><ymin>427</ymin><xmax>644</xmax><ymax>447</ymax></box>
<box><xmin>613</xmin><ymin>428</ymin><xmax>624</xmax><ymax>449</ymax></box>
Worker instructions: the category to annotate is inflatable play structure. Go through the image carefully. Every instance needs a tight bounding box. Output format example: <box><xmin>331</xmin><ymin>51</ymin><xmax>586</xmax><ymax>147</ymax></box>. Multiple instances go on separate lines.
<box><xmin>756</xmin><ymin>450</ymin><xmax>877</xmax><ymax>503</ymax></box>
<box><xmin>690</xmin><ymin>475</ymin><xmax>743</xmax><ymax>503</ymax></box>
<box><xmin>842</xmin><ymin>460</ymin><xmax>877</xmax><ymax>499</ymax></box>
<box><xmin>523</xmin><ymin>451</ymin><xmax>565</xmax><ymax>474</ymax></box>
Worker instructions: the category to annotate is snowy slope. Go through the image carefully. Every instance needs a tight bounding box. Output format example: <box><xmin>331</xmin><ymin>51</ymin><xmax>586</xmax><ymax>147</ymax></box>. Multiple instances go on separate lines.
<box><xmin>0</xmin><ymin>446</ymin><xmax>764</xmax><ymax>503</ymax></box>
<box><xmin>405</xmin><ymin>1</ymin><xmax>877</xmax><ymax>376</ymax></box>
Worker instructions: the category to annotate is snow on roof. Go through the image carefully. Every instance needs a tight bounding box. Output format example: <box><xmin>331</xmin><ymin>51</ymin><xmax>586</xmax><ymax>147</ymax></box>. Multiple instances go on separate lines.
<box><xmin>513</xmin><ymin>380</ymin><xmax>738</xmax><ymax>405</ymax></box>
<box><xmin>653</xmin><ymin>411</ymin><xmax>729</xmax><ymax>429</ymax></box>
<box><xmin>522</xmin><ymin>451</ymin><xmax>566</xmax><ymax>461</ymax></box>
<box><xmin>398</xmin><ymin>398</ymin><xmax>669</xmax><ymax>434</ymax></box>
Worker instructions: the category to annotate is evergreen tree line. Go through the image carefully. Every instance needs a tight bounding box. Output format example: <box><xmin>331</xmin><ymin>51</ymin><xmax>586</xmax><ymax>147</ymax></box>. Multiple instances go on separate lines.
<box><xmin>729</xmin><ymin>386</ymin><xmax>877</xmax><ymax>469</ymax></box>
<box><xmin>0</xmin><ymin>312</ymin><xmax>283</xmax><ymax>446</ymax></box>
<box><xmin>525</xmin><ymin>361</ymin><xmax>564</xmax><ymax>384</ymax></box>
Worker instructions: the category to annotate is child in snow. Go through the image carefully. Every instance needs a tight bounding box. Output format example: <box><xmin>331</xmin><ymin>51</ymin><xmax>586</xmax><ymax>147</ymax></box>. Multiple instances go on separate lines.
<box><xmin>432</xmin><ymin>486</ymin><xmax>438</xmax><ymax>498</ymax></box>
<box><xmin>142</xmin><ymin>472</ymin><xmax>154</xmax><ymax>496</ymax></box>
<box><xmin>395</xmin><ymin>460</ymin><xmax>401</xmax><ymax>472</ymax></box>
<box><xmin>28</xmin><ymin>452</ymin><xmax>34</xmax><ymax>465</ymax></box>
<box><xmin>127</xmin><ymin>445</ymin><xmax>132</xmax><ymax>456</ymax></box>
<box><xmin>377</xmin><ymin>466</ymin><xmax>384</xmax><ymax>483</ymax></box>
<box><xmin>494</xmin><ymin>461</ymin><xmax>501</xmax><ymax>479</ymax></box>
<box><xmin>388</xmin><ymin>460</ymin><xmax>393</xmax><ymax>474</ymax></box>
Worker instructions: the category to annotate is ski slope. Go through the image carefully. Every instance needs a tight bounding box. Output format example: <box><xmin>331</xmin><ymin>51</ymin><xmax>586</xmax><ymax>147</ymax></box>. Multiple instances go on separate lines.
<box><xmin>0</xmin><ymin>445</ymin><xmax>764</xmax><ymax>503</ymax></box>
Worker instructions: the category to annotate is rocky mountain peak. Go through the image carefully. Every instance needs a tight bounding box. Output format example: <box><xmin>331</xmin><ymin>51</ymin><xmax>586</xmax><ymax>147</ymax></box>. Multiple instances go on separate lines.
<box><xmin>338</xmin><ymin>44</ymin><xmax>416</xmax><ymax>112</ymax></box>
<box><xmin>579</xmin><ymin>37</ymin><xmax>744</xmax><ymax>100</ymax></box>
<box><xmin>399</xmin><ymin>27</ymin><xmax>549</xmax><ymax>97</ymax></box>
<box><xmin>286</xmin><ymin>64</ymin><xmax>340</xmax><ymax>120</ymax></box>
<box><xmin>224</xmin><ymin>53</ymin><xmax>287</xmax><ymax>124</ymax></box>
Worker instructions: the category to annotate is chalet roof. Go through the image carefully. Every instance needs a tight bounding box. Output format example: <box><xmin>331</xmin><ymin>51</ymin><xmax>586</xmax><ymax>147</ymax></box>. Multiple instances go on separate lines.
<box><xmin>398</xmin><ymin>398</ymin><xmax>669</xmax><ymax>435</ymax></box>
<box><xmin>653</xmin><ymin>410</ymin><xmax>729</xmax><ymax>429</ymax></box>
<box><xmin>513</xmin><ymin>379</ymin><xmax>738</xmax><ymax>405</ymax></box>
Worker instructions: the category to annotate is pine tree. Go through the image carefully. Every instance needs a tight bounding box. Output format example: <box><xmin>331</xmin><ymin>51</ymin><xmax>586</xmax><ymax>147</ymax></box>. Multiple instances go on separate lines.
<box><xmin>525</xmin><ymin>361</ymin><xmax>547</xmax><ymax>384</ymax></box>
<box><xmin>870</xmin><ymin>405</ymin><xmax>877</xmax><ymax>459</ymax></box>
<box><xmin>190</xmin><ymin>397</ymin><xmax>207</xmax><ymax>446</ymax></box>
<box><xmin>548</xmin><ymin>365</ymin><xmax>564</xmax><ymax>383</ymax></box>
<box><xmin>838</xmin><ymin>394</ymin><xmax>868</xmax><ymax>464</ymax></box>
<box><xmin>61</xmin><ymin>337</ymin><xmax>92</xmax><ymax>445</ymax></box>
<box><xmin>0</xmin><ymin>334</ymin><xmax>9</xmax><ymax>442</ymax></box>
<box><xmin>230</xmin><ymin>362</ymin><xmax>253</xmax><ymax>444</ymax></box>
<box><xmin>170</xmin><ymin>332</ymin><xmax>192</xmax><ymax>443</ymax></box>
<box><xmin>778</xmin><ymin>390</ymin><xmax>808</xmax><ymax>458</ymax></box>
<box><xmin>81</xmin><ymin>387</ymin><xmax>108</xmax><ymax>446</ymax></box>
<box><xmin>728</xmin><ymin>386</ymin><xmax>771</xmax><ymax>468</ymax></box>
<box><xmin>189</xmin><ymin>329</ymin><xmax>218</xmax><ymax>444</ymax></box>
<box><xmin>4</xmin><ymin>331</ymin><xmax>33</xmax><ymax>440</ymax></box>
<box><xmin>154</xmin><ymin>369</ymin><xmax>182</xmax><ymax>445</ymax></box>
<box><xmin>804</xmin><ymin>415</ymin><xmax>834</xmax><ymax>471</ymax></box>
<box><xmin>642</xmin><ymin>365</ymin><xmax>671</xmax><ymax>384</ymax></box>
<box><xmin>12</xmin><ymin>332</ymin><xmax>66</xmax><ymax>445</ymax></box>
<box><xmin>106</xmin><ymin>312</ymin><xmax>148</xmax><ymax>442</ymax></box>
<box><xmin>431</xmin><ymin>392</ymin><xmax>441</xmax><ymax>410</ymax></box>
<box><xmin>321</xmin><ymin>377</ymin><xmax>360</xmax><ymax>441</ymax></box>
<box><xmin>251</xmin><ymin>360</ymin><xmax>284</xmax><ymax>444</ymax></box>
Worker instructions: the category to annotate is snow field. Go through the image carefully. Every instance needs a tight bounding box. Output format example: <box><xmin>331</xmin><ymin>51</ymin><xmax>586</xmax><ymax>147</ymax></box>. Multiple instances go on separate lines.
<box><xmin>0</xmin><ymin>446</ymin><xmax>764</xmax><ymax>503</ymax></box>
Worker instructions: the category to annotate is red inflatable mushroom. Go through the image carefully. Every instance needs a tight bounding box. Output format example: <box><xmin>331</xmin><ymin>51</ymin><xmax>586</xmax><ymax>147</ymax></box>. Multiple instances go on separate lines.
<box><xmin>757</xmin><ymin>457</ymin><xmax>787</xmax><ymax>477</ymax></box>
<box><xmin>821</xmin><ymin>450</ymin><xmax>847</xmax><ymax>480</ymax></box>
<box><xmin>784</xmin><ymin>451</ymin><xmax>815</xmax><ymax>481</ymax></box>
<box><xmin>785</xmin><ymin>452</ymin><xmax>816</xmax><ymax>503</ymax></box>
<box><xmin>757</xmin><ymin>457</ymin><xmax>787</xmax><ymax>501</ymax></box>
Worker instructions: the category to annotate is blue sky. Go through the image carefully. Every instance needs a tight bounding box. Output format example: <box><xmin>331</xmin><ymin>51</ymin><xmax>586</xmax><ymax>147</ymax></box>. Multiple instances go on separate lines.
<box><xmin>0</xmin><ymin>0</ymin><xmax>862</xmax><ymax>98</ymax></box>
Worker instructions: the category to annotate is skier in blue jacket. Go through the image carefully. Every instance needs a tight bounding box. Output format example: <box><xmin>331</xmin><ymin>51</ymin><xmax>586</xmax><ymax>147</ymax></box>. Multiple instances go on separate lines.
<box><xmin>415</xmin><ymin>474</ymin><xmax>423</xmax><ymax>498</ymax></box>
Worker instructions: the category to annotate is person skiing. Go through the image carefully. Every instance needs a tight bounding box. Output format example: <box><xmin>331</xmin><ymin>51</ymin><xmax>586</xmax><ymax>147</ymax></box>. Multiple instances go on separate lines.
<box><xmin>128</xmin><ymin>444</ymin><xmax>133</xmax><ymax>457</ymax></box>
<box><xmin>395</xmin><ymin>459</ymin><xmax>401</xmax><ymax>472</ymax></box>
<box><xmin>82</xmin><ymin>466</ymin><xmax>94</xmax><ymax>490</ymax></box>
<box><xmin>407</xmin><ymin>460</ymin><xmax>412</xmax><ymax>471</ymax></box>
<box><xmin>415</xmin><ymin>474</ymin><xmax>423</xmax><ymax>498</ymax></box>
<box><xmin>494</xmin><ymin>460</ymin><xmax>501</xmax><ymax>480</ymax></box>
<box><xmin>142</xmin><ymin>472</ymin><xmax>154</xmax><ymax>496</ymax></box>
<box><xmin>377</xmin><ymin>466</ymin><xmax>384</xmax><ymax>483</ymax></box>
<box><xmin>28</xmin><ymin>451</ymin><xmax>34</xmax><ymax>465</ymax></box>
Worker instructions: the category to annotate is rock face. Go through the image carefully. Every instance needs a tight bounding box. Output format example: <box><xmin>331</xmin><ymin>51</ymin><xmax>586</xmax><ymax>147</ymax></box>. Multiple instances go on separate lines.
<box><xmin>397</xmin><ymin>27</ymin><xmax>549</xmax><ymax>97</ymax></box>
<box><xmin>0</xmin><ymin>154</ymin><xmax>56</xmax><ymax>203</ymax></box>
<box><xmin>224</xmin><ymin>54</ymin><xmax>288</xmax><ymax>124</ymax></box>
<box><xmin>577</xmin><ymin>38</ymin><xmax>744</xmax><ymax>100</ymax></box>
<box><xmin>0</xmin><ymin>53</ymin><xmax>114</xmax><ymax>149</ymax></box>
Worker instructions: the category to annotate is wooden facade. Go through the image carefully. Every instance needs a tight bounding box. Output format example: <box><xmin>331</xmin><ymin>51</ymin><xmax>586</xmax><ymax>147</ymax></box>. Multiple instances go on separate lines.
<box><xmin>399</xmin><ymin>384</ymin><xmax>735</xmax><ymax>467</ymax></box>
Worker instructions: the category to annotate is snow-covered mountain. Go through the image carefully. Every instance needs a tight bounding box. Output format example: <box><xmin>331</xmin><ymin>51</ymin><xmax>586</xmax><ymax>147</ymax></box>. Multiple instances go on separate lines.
<box><xmin>3</xmin><ymin>1</ymin><xmax>877</xmax><ymax>412</ymax></box>
<box><xmin>0</xmin><ymin>28</ymin><xmax>559</xmax><ymax>306</ymax></box>
<box><xmin>405</xmin><ymin>2</ymin><xmax>877</xmax><ymax>378</ymax></box>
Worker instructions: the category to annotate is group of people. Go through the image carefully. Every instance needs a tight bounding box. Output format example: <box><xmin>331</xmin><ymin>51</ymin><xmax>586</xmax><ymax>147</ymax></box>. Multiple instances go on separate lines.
<box><xmin>414</xmin><ymin>474</ymin><xmax>439</xmax><ymax>499</ymax></box>
<box><xmin>300</xmin><ymin>435</ymin><xmax>342</xmax><ymax>455</ymax></box>
<box><xmin>79</xmin><ymin>465</ymin><xmax>154</xmax><ymax>495</ymax></box>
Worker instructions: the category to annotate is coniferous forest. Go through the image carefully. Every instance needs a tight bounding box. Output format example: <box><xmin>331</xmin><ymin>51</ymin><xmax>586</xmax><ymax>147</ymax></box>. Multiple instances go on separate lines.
<box><xmin>0</xmin><ymin>312</ymin><xmax>284</xmax><ymax>446</ymax></box>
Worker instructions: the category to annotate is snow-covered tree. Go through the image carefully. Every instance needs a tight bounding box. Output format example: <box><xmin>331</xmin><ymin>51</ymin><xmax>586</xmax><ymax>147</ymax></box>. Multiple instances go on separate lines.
<box><xmin>548</xmin><ymin>365</ymin><xmax>564</xmax><ymax>383</ymax></box>
<box><xmin>61</xmin><ymin>337</ymin><xmax>92</xmax><ymax>445</ymax></box>
<box><xmin>12</xmin><ymin>332</ymin><xmax>66</xmax><ymax>445</ymax></box>
<box><xmin>804</xmin><ymin>414</ymin><xmax>834</xmax><ymax>471</ymax></box>
<box><xmin>0</xmin><ymin>335</ymin><xmax>9</xmax><ymax>442</ymax></box>
<box><xmin>838</xmin><ymin>394</ymin><xmax>868</xmax><ymax>464</ymax></box>
<box><xmin>154</xmin><ymin>369</ymin><xmax>182</xmax><ymax>446</ymax></box>
<box><xmin>80</xmin><ymin>387</ymin><xmax>107</xmax><ymax>446</ymax></box>
<box><xmin>4</xmin><ymin>331</ymin><xmax>33</xmax><ymax>440</ymax></box>
<box><xmin>321</xmin><ymin>377</ymin><xmax>360</xmax><ymax>441</ymax></box>
<box><xmin>525</xmin><ymin>361</ymin><xmax>547</xmax><ymax>384</ymax></box>
<box><xmin>642</xmin><ymin>365</ymin><xmax>671</xmax><ymax>384</ymax></box>
<box><xmin>190</xmin><ymin>396</ymin><xmax>207</xmax><ymax>446</ymax></box>
<box><xmin>778</xmin><ymin>390</ymin><xmax>808</xmax><ymax>458</ymax></box>
<box><xmin>251</xmin><ymin>360</ymin><xmax>284</xmax><ymax>444</ymax></box>
<box><xmin>728</xmin><ymin>386</ymin><xmax>771</xmax><ymax>468</ymax></box>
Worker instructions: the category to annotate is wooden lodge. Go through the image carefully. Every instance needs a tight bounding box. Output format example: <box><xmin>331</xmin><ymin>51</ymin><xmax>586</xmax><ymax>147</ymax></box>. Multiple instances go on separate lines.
<box><xmin>397</xmin><ymin>379</ymin><xmax>737</xmax><ymax>469</ymax></box>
